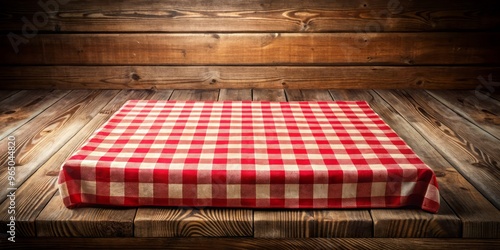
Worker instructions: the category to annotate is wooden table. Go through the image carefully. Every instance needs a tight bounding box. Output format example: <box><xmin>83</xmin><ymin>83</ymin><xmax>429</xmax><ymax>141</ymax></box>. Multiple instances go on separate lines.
<box><xmin>0</xmin><ymin>89</ymin><xmax>498</xmax><ymax>249</ymax></box>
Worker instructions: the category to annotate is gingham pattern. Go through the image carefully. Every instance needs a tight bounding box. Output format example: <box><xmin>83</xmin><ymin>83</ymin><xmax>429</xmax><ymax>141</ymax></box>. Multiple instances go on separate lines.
<box><xmin>58</xmin><ymin>101</ymin><xmax>440</xmax><ymax>213</ymax></box>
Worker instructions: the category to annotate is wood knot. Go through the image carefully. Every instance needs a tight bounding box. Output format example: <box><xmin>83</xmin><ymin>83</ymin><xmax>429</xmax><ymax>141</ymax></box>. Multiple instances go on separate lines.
<box><xmin>131</xmin><ymin>73</ymin><xmax>141</xmax><ymax>81</ymax></box>
<box><xmin>434</xmin><ymin>171</ymin><xmax>445</xmax><ymax>177</ymax></box>
<box><xmin>404</xmin><ymin>58</ymin><xmax>414</xmax><ymax>65</ymax></box>
<box><xmin>210</xmin><ymin>79</ymin><xmax>217</xmax><ymax>84</ymax></box>
<box><xmin>46</xmin><ymin>170</ymin><xmax>59</xmax><ymax>176</ymax></box>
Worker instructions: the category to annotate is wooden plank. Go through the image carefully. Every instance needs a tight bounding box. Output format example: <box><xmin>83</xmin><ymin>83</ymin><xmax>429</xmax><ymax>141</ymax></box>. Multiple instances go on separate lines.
<box><xmin>486</xmin><ymin>90</ymin><xmax>500</xmax><ymax>102</ymax></box>
<box><xmin>168</xmin><ymin>89</ymin><xmax>220</xmax><ymax>101</ymax></box>
<box><xmin>285</xmin><ymin>89</ymin><xmax>333</xmax><ymax>101</ymax></box>
<box><xmin>2</xmin><ymin>66</ymin><xmax>499</xmax><ymax>90</ymax></box>
<box><xmin>2</xmin><ymin>33</ymin><xmax>499</xmax><ymax>66</ymax></box>
<box><xmin>1</xmin><ymin>0</ymin><xmax>499</xmax><ymax>32</ymax></box>
<box><xmin>0</xmin><ymin>89</ymin><xmax>69</xmax><ymax>140</ymax></box>
<box><xmin>0</xmin><ymin>90</ymin><xmax>155</xmax><ymax>237</ymax></box>
<box><xmin>369</xmin><ymin>206</ymin><xmax>461</xmax><ymax>238</ymax></box>
<box><xmin>254</xmin><ymin>210</ymin><xmax>372</xmax><ymax>238</ymax></box>
<box><xmin>254</xmin><ymin>89</ymin><xmax>372</xmax><ymax>238</ymax></box>
<box><xmin>2</xmin><ymin>238</ymin><xmax>499</xmax><ymax>250</ymax></box>
<box><xmin>426</xmin><ymin>90</ymin><xmax>500</xmax><ymax>140</ymax></box>
<box><xmin>252</xmin><ymin>89</ymin><xmax>286</xmax><ymax>101</ymax></box>
<box><xmin>148</xmin><ymin>90</ymin><xmax>174</xmax><ymax>100</ymax></box>
<box><xmin>377</xmin><ymin>90</ymin><xmax>500</xmax><ymax>209</ymax></box>
<box><xmin>328</xmin><ymin>90</ymin><xmax>461</xmax><ymax>238</ymax></box>
<box><xmin>339</xmin><ymin>89</ymin><xmax>500</xmax><ymax>238</ymax></box>
<box><xmin>35</xmin><ymin>192</ymin><xmax>136</xmax><ymax>237</ymax></box>
<box><xmin>218</xmin><ymin>89</ymin><xmax>253</xmax><ymax>101</ymax></box>
<box><xmin>134</xmin><ymin>88</ymin><xmax>253</xmax><ymax>237</ymax></box>
<box><xmin>0</xmin><ymin>90</ymin><xmax>119</xmax><ymax>204</ymax></box>
<box><xmin>0</xmin><ymin>90</ymin><xmax>19</xmax><ymax>101</ymax></box>
<box><xmin>134</xmin><ymin>208</ymin><xmax>253</xmax><ymax>237</ymax></box>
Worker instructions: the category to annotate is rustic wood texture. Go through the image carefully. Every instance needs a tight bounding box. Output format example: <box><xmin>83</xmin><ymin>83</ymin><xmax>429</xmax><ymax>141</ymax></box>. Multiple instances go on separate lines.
<box><xmin>0</xmin><ymin>90</ymin><xmax>156</xmax><ymax>237</ymax></box>
<box><xmin>329</xmin><ymin>90</ymin><xmax>463</xmax><ymax>238</ymax></box>
<box><xmin>0</xmin><ymin>90</ymin><xmax>118</xmax><ymax>203</ymax></box>
<box><xmin>2</xmin><ymin>238</ymin><xmax>499</xmax><ymax>250</ymax></box>
<box><xmin>1</xmin><ymin>33</ymin><xmax>499</xmax><ymax>66</ymax></box>
<box><xmin>169</xmin><ymin>89</ymin><xmax>220</xmax><ymax>101</ymax></box>
<box><xmin>1</xmin><ymin>0</ymin><xmax>499</xmax><ymax>32</ymax></box>
<box><xmin>0</xmin><ymin>90</ymin><xmax>19</xmax><ymax>101</ymax></box>
<box><xmin>425</xmin><ymin>90</ymin><xmax>500</xmax><ymax>140</ymax></box>
<box><xmin>4</xmin><ymin>66</ymin><xmax>498</xmax><ymax>90</ymax></box>
<box><xmin>36</xmin><ymin>192</ymin><xmax>136</xmax><ymax>237</ymax></box>
<box><xmin>338</xmin><ymin>90</ymin><xmax>500</xmax><ymax>238</ymax></box>
<box><xmin>134</xmin><ymin>208</ymin><xmax>253</xmax><ymax>237</ymax></box>
<box><xmin>1</xmin><ymin>1</ymin><xmax>499</xmax><ymax>90</ymax></box>
<box><xmin>218</xmin><ymin>89</ymin><xmax>253</xmax><ymax>101</ymax></box>
<box><xmin>285</xmin><ymin>89</ymin><xmax>334</xmax><ymax>101</ymax></box>
<box><xmin>0</xmin><ymin>89</ymin><xmax>69</xmax><ymax>140</ymax></box>
<box><xmin>253</xmin><ymin>89</ymin><xmax>286</xmax><ymax>102</ymax></box>
<box><xmin>376</xmin><ymin>90</ymin><xmax>500</xmax><ymax>209</ymax></box>
<box><xmin>254</xmin><ymin>210</ymin><xmax>373</xmax><ymax>238</ymax></box>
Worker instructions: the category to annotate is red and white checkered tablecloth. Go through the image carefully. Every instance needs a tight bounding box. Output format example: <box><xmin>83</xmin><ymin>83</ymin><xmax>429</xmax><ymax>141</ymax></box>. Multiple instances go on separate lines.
<box><xmin>58</xmin><ymin>100</ymin><xmax>440</xmax><ymax>213</ymax></box>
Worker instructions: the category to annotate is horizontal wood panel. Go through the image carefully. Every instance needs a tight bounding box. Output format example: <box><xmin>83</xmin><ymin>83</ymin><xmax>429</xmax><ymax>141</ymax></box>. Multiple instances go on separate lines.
<box><xmin>1</xmin><ymin>33</ymin><xmax>499</xmax><ymax>66</ymax></box>
<box><xmin>36</xmin><ymin>192</ymin><xmax>137</xmax><ymax>237</ymax></box>
<box><xmin>2</xmin><ymin>237</ymin><xmax>499</xmax><ymax>249</ymax></box>
<box><xmin>134</xmin><ymin>208</ymin><xmax>253</xmax><ymax>237</ymax></box>
<box><xmin>1</xmin><ymin>0</ymin><xmax>499</xmax><ymax>32</ymax></box>
<box><xmin>254</xmin><ymin>210</ymin><xmax>373</xmax><ymax>238</ymax></box>
<box><xmin>0</xmin><ymin>66</ymin><xmax>499</xmax><ymax>89</ymax></box>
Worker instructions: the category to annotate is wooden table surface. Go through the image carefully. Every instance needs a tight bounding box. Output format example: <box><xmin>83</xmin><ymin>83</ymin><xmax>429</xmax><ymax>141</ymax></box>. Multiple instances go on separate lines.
<box><xmin>0</xmin><ymin>89</ymin><xmax>498</xmax><ymax>248</ymax></box>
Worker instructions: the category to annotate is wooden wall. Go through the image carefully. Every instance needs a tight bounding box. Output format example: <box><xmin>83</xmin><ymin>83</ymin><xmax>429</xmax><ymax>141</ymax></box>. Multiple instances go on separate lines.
<box><xmin>0</xmin><ymin>0</ymin><xmax>499</xmax><ymax>89</ymax></box>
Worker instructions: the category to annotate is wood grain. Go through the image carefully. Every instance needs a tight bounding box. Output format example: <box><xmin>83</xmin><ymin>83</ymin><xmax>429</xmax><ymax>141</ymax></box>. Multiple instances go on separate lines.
<box><xmin>2</xmin><ymin>33</ymin><xmax>499</xmax><ymax>66</ymax></box>
<box><xmin>218</xmin><ymin>89</ymin><xmax>253</xmax><ymax>101</ymax></box>
<box><xmin>0</xmin><ymin>89</ymin><xmax>69</xmax><ymax>140</ymax></box>
<box><xmin>36</xmin><ymin>192</ymin><xmax>136</xmax><ymax>237</ymax></box>
<box><xmin>339</xmin><ymin>89</ymin><xmax>500</xmax><ymax>238</ymax></box>
<box><xmin>148</xmin><ymin>90</ymin><xmax>174</xmax><ymax>100</ymax></box>
<box><xmin>285</xmin><ymin>89</ymin><xmax>333</xmax><ymax>101</ymax></box>
<box><xmin>1</xmin><ymin>0</ymin><xmax>498</xmax><ymax>32</ymax></box>
<box><xmin>370</xmin><ymin>204</ymin><xmax>461</xmax><ymax>238</ymax></box>
<box><xmin>254</xmin><ymin>210</ymin><xmax>373</xmax><ymax>238</ymax></box>
<box><xmin>2</xmin><ymin>238</ymin><xmax>499</xmax><ymax>250</ymax></box>
<box><xmin>426</xmin><ymin>90</ymin><xmax>500</xmax><ymax>140</ymax></box>
<box><xmin>0</xmin><ymin>90</ymin><xmax>156</xmax><ymax>237</ymax></box>
<box><xmin>253</xmin><ymin>89</ymin><xmax>286</xmax><ymax>101</ymax></box>
<box><xmin>3</xmin><ymin>66</ymin><xmax>498</xmax><ymax>90</ymax></box>
<box><xmin>377</xmin><ymin>90</ymin><xmax>500</xmax><ymax>209</ymax></box>
<box><xmin>169</xmin><ymin>89</ymin><xmax>220</xmax><ymax>101</ymax></box>
<box><xmin>0</xmin><ymin>90</ymin><xmax>19</xmax><ymax>101</ymax></box>
<box><xmin>134</xmin><ymin>208</ymin><xmax>253</xmax><ymax>237</ymax></box>
<box><xmin>0</xmin><ymin>90</ymin><xmax>118</xmax><ymax>203</ymax></box>
<box><xmin>329</xmin><ymin>90</ymin><xmax>462</xmax><ymax>238</ymax></box>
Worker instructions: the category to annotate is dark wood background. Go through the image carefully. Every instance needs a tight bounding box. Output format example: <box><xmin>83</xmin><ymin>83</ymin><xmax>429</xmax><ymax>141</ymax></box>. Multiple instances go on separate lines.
<box><xmin>0</xmin><ymin>0</ymin><xmax>499</xmax><ymax>89</ymax></box>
